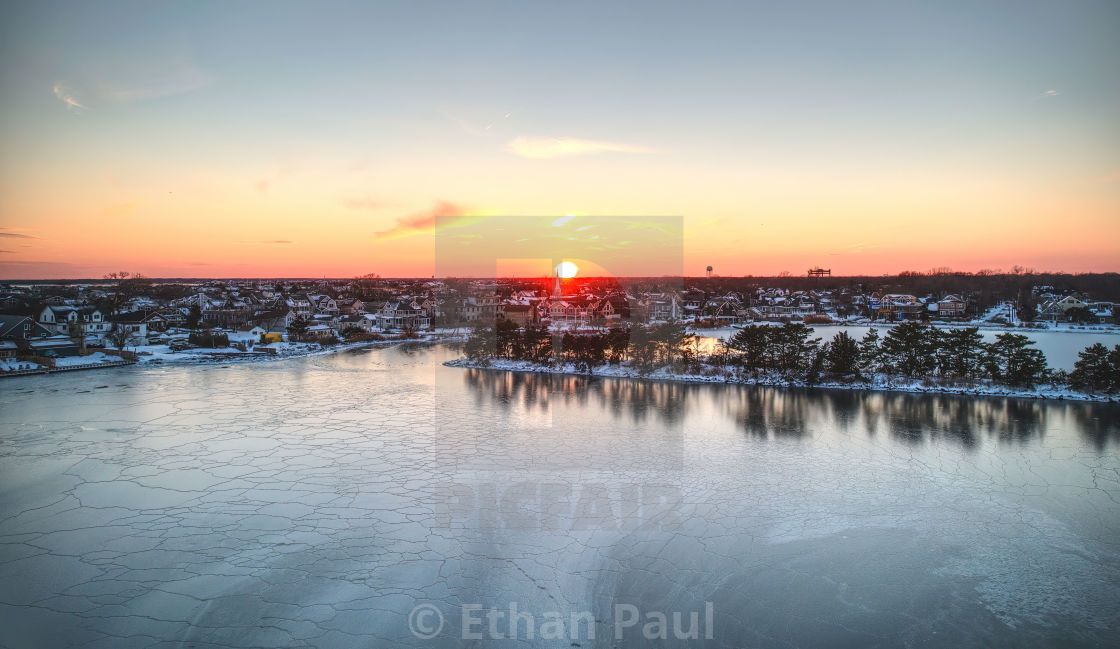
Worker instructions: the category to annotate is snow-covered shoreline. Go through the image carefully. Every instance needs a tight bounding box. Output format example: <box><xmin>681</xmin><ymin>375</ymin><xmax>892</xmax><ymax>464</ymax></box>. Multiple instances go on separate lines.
<box><xmin>134</xmin><ymin>333</ymin><xmax>464</xmax><ymax>367</ymax></box>
<box><xmin>1</xmin><ymin>334</ymin><xmax>467</xmax><ymax>379</ymax></box>
<box><xmin>444</xmin><ymin>358</ymin><xmax>1117</xmax><ymax>403</ymax></box>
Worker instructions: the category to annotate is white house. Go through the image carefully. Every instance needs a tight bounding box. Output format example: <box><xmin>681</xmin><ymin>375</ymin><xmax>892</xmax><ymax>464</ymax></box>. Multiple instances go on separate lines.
<box><xmin>38</xmin><ymin>306</ymin><xmax>108</xmax><ymax>339</ymax></box>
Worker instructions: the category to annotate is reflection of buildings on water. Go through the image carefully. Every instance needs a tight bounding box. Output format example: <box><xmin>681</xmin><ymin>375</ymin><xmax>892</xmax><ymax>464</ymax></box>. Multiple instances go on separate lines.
<box><xmin>1067</xmin><ymin>402</ymin><xmax>1120</xmax><ymax>451</ymax></box>
<box><xmin>457</xmin><ymin>368</ymin><xmax>697</xmax><ymax>427</ymax></box>
<box><xmin>720</xmin><ymin>388</ymin><xmax>1053</xmax><ymax>447</ymax></box>
<box><xmin>456</xmin><ymin>367</ymin><xmax>1120</xmax><ymax>450</ymax></box>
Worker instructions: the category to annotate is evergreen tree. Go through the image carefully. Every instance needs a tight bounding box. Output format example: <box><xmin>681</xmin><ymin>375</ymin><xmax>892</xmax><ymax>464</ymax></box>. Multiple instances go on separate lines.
<box><xmin>1109</xmin><ymin>346</ymin><xmax>1120</xmax><ymax>392</ymax></box>
<box><xmin>605</xmin><ymin>328</ymin><xmax>631</xmax><ymax>364</ymax></box>
<box><xmin>494</xmin><ymin>318</ymin><xmax>519</xmax><ymax>358</ymax></box>
<box><xmin>825</xmin><ymin>331</ymin><xmax>861</xmax><ymax>381</ymax></box>
<box><xmin>463</xmin><ymin>326</ymin><xmax>496</xmax><ymax>360</ymax></box>
<box><xmin>936</xmin><ymin>327</ymin><xmax>985</xmax><ymax>379</ymax></box>
<box><xmin>627</xmin><ymin>325</ymin><xmax>659</xmax><ymax>372</ymax></box>
<box><xmin>727</xmin><ymin>325</ymin><xmax>770</xmax><ymax>371</ymax></box>
<box><xmin>858</xmin><ymin>328</ymin><xmax>883</xmax><ymax>374</ymax></box>
<box><xmin>1068</xmin><ymin>343</ymin><xmax>1115</xmax><ymax>392</ymax></box>
<box><xmin>881</xmin><ymin>322</ymin><xmax>937</xmax><ymax>378</ymax></box>
<box><xmin>769</xmin><ymin>322</ymin><xmax>820</xmax><ymax>379</ymax></box>
<box><xmin>806</xmin><ymin>344</ymin><xmax>827</xmax><ymax>386</ymax></box>
<box><xmin>521</xmin><ymin>324</ymin><xmax>552</xmax><ymax>364</ymax></box>
<box><xmin>984</xmin><ymin>333</ymin><xmax>1048</xmax><ymax>386</ymax></box>
<box><xmin>570</xmin><ymin>333</ymin><xmax>608</xmax><ymax>372</ymax></box>
<box><xmin>650</xmin><ymin>321</ymin><xmax>690</xmax><ymax>366</ymax></box>
<box><xmin>286</xmin><ymin>315</ymin><xmax>309</xmax><ymax>341</ymax></box>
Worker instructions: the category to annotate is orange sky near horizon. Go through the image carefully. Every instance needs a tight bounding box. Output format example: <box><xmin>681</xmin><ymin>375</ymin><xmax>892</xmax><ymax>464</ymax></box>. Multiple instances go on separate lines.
<box><xmin>2</xmin><ymin>171</ymin><xmax>1117</xmax><ymax>279</ymax></box>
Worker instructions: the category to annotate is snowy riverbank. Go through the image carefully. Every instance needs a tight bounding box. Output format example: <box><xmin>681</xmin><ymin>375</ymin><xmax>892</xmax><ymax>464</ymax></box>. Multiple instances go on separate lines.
<box><xmin>134</xmin><ymin>332</ymin><xmax>465</xmax><ymax>366</ymax></box>
<box><xmin>445</xmin><ymin>358</ymin><xmax>1117</xmax><ymax>403</ymax></box>
<box><xmin>2</xmin><ymin>333</ymin><xmax>467</xmax><ymax>378</ymax></box>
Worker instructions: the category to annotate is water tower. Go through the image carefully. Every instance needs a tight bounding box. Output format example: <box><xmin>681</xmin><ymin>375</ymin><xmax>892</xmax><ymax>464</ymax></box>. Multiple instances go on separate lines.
<box><xmin>706</xmin><ymin>265</ymin><xmax>713</xmax><ymax>279</ymax></box>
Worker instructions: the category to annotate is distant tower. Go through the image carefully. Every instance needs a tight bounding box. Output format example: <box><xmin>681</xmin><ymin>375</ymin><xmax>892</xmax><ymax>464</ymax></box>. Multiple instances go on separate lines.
<box><xmin>706</xmin><ymin>265</ymin><xmax>713</xmax><ymax>279</ymax></box>
<box><xmin>553</xmin><ymin>270</ymin><xmax>561</xmax><ymax>297</ymax></box>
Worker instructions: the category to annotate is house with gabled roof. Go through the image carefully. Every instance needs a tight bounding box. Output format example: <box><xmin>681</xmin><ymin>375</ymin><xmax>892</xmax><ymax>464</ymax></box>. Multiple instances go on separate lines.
<box><xmin>0</xmin><ymin>315</ymin><xmax>52</xmax><ymax>341</ymax></box>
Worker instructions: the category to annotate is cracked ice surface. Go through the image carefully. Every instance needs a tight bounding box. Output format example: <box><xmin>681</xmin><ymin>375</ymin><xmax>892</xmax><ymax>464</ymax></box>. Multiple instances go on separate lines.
<box><xmin>1</xmin><ymin>344</ymin><xmax>1119</xmax><ymax>648</ymax></box>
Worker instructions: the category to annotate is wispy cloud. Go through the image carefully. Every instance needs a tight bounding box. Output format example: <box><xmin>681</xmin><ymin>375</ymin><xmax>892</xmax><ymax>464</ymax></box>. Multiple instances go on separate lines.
<box><xmin>0</xmin><ymin>250</ymin><xmax>12</xmax><ymax>254</ymax></box>
<box><xmin>0</xmin><ymin>229</ymin><xmax>39</xmax><ymax>240</ymax></box>
<box><xmin>1034</xmin><ymin>89</ymin><xmax>1060</xmax><ymax>101</ymax></box>
<box><xmin>53</xmin><ymin>83</ymin><xmax>86</xmax><ymax>112</ymax></box>
<box><xmin>263</xmin><ymin>240</ymin><xmax>293</xmax><ymax>244</ymax></box>
<box><xmin>94</xmin><ymin>58</ymin><xmax>211</xmax><ymax>102</ymax></box>
<box><xmin>443</xmin><ymin>107</ymin><xmax>518</xmax><ymax>136</ymax></box>
<box><xmin>375</xmin><ymin>201</ymin><xmax>475</xmax><ymax>240</ymax></box>
<box><xmin>507</xmin><ymin>136</ymin><xmax>659</xmax><ymax>159</ymax></box>
<box><xmin>54</xmin><ymin>58</ymin><xmax>211</xmax><ymax>112</ymax></box>
<box><xmin>0</xmin><ymin>259</ymin><xmax>100</xmax><ymax>279</ymax></box>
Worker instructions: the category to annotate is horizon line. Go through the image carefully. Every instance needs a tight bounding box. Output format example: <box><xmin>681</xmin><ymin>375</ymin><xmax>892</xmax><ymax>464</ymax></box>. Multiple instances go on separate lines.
<box><xmin>4</xmin><ymin>271</ymin><xmax>1120</xmax><ymax>283</ymax></box>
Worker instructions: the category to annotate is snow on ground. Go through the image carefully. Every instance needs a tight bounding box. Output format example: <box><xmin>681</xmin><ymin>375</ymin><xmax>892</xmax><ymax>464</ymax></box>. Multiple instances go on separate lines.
<box><xmin>446</xmin><ymin>358</ymin><xmax>1116</xmax><ymax>403</ymax></box>
<box><xmin>133</xmin><ymin>331</ymin><xmax>465</xmax><ymax>366</ymax></box>
<box><xmin>51</xmin><ymin>352</ymin><xmax>125</xmax><ymax>367</ymax></box>
<box><xmin>0</xmin><ymin>359</ymin><xmax>43</xmax><ymax>372</ymax></box>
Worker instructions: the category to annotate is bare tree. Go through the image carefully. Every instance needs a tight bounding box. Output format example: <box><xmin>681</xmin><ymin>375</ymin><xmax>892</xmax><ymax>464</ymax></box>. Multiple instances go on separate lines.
<box><xmin>103</xmin><ymin>272</ymin><xmax>151</xmax><ymax>315</ymax></box>
<box><xmin>105</xmin><ymin>321</ymin><xmax>136</xmax><ymax>350</ymax></box>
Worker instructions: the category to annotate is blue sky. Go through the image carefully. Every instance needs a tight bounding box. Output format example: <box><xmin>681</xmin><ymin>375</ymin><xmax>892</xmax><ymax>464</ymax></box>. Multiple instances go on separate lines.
<box><xmin>2</xmin><ymin>0</ymin><xmax>1117</xmax><ymax>277</ymax></box>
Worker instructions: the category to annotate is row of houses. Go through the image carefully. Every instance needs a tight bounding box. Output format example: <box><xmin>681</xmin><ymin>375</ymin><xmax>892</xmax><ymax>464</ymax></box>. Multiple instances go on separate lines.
<box><xmin>1036</xmin><ymin>295</ymin><xmax>1116</xmax><ymax>323</ymax></box>
<box><xmin>3</xmin><ymin>279</ymin><xmax>1115</xmax><ymax>353</ymax></box>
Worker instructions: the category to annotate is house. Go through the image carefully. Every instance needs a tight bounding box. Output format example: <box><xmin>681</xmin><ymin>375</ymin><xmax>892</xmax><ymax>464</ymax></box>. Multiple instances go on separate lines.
<box><xmin>38</xmin><ymin>306</ymin><xmax>107</xmax><ymax>337</ymax></box>
<box><xmin>28</xmin><ymin>336</ymin><xmax>81</xmax><ymax>357</ymax></box>
<box><xmin>228</xmin><ymin>326</ymin><xmax>265</xmax><ymax>350</ymax></box>
<box><xmin>202</xmin><ymin>299</ymin><xmax>252</xmax><ymax>328</ymax></box>
<box><xmin>375</xmin><ymin>301</ymin><xmax>431</xmax><ymax>330</ymax></box>
<box><xmin>308</xmin><ymin>294</ymin><xmax>339</xmax><ymax>315</ymax></box>
<box><xmin>1088</xmin><ymin>301</ymin><xmax>1117</xmax><ymax>324</ymax></box>
<box><xmin>458</xmin><ymin>294</ymin><xmax>498</xmax><ymax>323</ymax></box>
<box><xmin>108</xmin><ymin>312</ymin><xmax>150</xmax><ymax>344</ymax></box>
<box><xmin>547</xmin><ymin>299</ymin><xmax>592</xmax><ymax>323</ymax></box>
<box><xmin>238</xmin><ymin>325</ymin><xmax>266</xmax><ymax>338</ymax></box>
<box><xmin>303</xmin><ymin>323</ymin><xmax>337</xmax><ymax>340</ymax></box>
<box><xmin>870</xmin><ymin>294</ymin><xmax>924</xmax><ymax>320</ymax></box>
<box><xmin>646</xmin><ymin>295</ymin><xmax>681</xmax><ymax>321</ymax></box>
<box><xmin>250</xmin><ymin>308</ymin><xmax>289</xmax><ymax>331</ymax></box>
<box><xmin>935</xmin><ymin>294</ymin><xmax>967</xmax><ymax>318</ymax></box>
<box><xmin>339</xmin><ymin>299</ymin><xmax>366</xmax><ymax>315</ymax></box>
<box><xmin>0</xmin><ymin>315</ymin><xmax>52</xmax><ymax>341</ymax></box>
<box><xmin>499</xmin><ymin>303</ymin><xmax>539</xmax><ymax>327</ymax></box>
<box><xmin>1039</xmin><ymin>295</ymin><xmax>1088</xmax><ymax>321</ymax></box>
<box><xmin>705</xmin><ymin>298</ymin><xmax>742</xmax><ymax>324</ymax></box>
<box><xmin>142</xmin><ymin>311</ymin><xmax>171</xmax><ymax>332</ymax></box>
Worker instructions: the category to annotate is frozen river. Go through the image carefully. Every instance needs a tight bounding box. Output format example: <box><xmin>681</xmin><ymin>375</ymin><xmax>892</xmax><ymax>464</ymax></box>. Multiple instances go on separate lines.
<box><xmin>1</xmin><ymin>343</ymin><xmax>1118</xmax><ymax>648</ymax></box>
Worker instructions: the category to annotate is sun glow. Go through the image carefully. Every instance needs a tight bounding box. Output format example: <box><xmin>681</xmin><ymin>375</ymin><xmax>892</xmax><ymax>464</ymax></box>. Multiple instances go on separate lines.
<box><xmin>555</xmin><ymin>261</ymin><xmax>579</xmax><ymax>278</ymax></box>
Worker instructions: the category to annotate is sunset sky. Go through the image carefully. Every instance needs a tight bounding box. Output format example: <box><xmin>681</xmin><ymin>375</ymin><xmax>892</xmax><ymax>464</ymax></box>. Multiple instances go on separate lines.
<box><xmin>1</xmin><ymin>0</ymin><xmax>1118</xmax><ymax>279</ymax></box>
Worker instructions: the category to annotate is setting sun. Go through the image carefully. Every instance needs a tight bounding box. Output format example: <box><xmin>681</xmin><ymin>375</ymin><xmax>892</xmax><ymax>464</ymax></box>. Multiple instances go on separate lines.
<box><xmin>555</xmin><ymin>261</ymin><xmax>579</xmax><ymax>278</ymax></box>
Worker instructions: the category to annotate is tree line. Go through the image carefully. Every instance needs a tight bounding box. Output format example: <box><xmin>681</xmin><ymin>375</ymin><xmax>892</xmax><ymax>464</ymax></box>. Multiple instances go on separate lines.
<box><xmin>464</xmin><ymin>320</ymin><xmax>1120</xmax><ymax>393</ymax></box>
